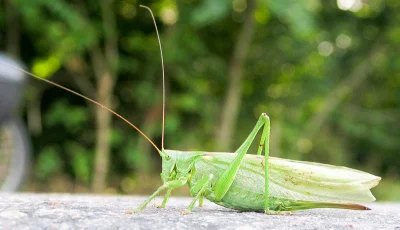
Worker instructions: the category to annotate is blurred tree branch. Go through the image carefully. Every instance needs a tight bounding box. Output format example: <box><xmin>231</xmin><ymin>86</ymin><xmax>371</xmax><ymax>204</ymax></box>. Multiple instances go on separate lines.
<box><xmin>215</xmin><ymin>0</ymin><xmax>256</xmax><ymax>151</ymax></box>
<box><xmin>65</xmin><ymin>57</ymin><xmax>97</xmax><ymax>99</ymax></box>
<box><xmin>298</xmin><ymin>43</ymin><xmax>386</xmax><ymax>155</ymax></box>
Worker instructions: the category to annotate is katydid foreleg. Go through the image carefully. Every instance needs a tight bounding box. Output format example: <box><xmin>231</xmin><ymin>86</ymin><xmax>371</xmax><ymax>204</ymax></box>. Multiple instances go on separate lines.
<box><xmin>132</xmin><ymin>178</ymin><xmax>187</xmax><ymax>213</ymax></box>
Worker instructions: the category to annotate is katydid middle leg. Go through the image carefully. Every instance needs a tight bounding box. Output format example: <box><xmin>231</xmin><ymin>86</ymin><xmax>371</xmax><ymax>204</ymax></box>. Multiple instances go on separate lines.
<box><xmin>157</xmin><ymin>188</ymin><xmax>172</xmax><ymax>208</ymax></box>
<box><xmin>182</xmin><ymin>174</ymin><xmax>214</xmax><ymax>214</ymax></box>
<box><xmin>198</xmin><ymin>196</ymin><xmax>204</xmax><ymax>207</ymax></box>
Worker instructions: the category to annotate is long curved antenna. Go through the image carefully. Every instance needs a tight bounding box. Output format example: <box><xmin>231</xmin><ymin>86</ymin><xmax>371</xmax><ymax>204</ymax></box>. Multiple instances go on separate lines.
<box><xmin>0</xmin><ymin>61</ymin><xmax>161</xmax><ymax>153</ymax></box>
<box><xmin>140</xmin><ymin>5</ymin><xmax>166</xmax><ymax>150</ymax></box>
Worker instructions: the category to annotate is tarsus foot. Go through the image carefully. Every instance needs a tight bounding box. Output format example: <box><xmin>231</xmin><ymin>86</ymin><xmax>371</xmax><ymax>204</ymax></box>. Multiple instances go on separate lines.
<box><xmin>180</xmin><ymin>210</ymin><xmax>191</xmax><ymax>215</ymax></box>
<box><xmin>264</xmin><ymin>210</ymin><xmax>292</xmax><ymax>215</ymax></box>
<box><xmin>125</xmin><ymin>210</ymin><xmax>138</xmax><ymax>214</ymax></box>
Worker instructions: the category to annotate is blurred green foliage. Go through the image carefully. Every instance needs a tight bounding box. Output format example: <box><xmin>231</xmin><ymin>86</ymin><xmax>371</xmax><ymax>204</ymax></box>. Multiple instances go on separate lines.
<box><xmin>0</xmin><ymin>0</ymin><xmax>399</xmax><ymax>199</ymax></box>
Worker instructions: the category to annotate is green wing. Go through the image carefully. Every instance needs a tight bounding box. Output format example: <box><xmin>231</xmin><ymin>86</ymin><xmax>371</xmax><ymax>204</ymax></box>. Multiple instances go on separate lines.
<box><xmin>268</xmin><ymin>157</ymin><xmax>381</xmax><ymax>203</ymax></box>
<box><xmin>201</xmin><ymin>152</ymin><xmax>380</xmax><ymax>203</ymax></box>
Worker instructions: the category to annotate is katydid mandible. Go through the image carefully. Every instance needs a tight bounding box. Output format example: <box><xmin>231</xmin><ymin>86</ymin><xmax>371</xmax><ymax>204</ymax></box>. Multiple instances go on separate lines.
<box><xmin>1</xmin><ymin>5</ymin><xmax>381</xmax><ymax>215</ymax></box>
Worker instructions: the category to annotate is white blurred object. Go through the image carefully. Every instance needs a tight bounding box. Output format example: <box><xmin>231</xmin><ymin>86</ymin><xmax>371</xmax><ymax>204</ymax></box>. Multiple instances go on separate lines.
<box><xmin>337</xmin><ymin>0</ymin><xmax>363</xmax><ymax>12</ymax></box>
<box><xmin>0</xmin><ymin>54</ymin><xmax>25</xmax><ymax>82</ymax></box>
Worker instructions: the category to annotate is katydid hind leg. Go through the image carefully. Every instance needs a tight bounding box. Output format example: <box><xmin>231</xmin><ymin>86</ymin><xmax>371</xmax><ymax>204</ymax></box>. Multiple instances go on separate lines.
<box><xmin>257</xmin><ymin>114</ymin><xmax>270</xmax><ymax>156</ymax></box>
<box><xmin>261</xmin><ymin>115</ymin><xmax>271</xmax><ymax>214</ymax></box>
<box><xmin>214</xmin><ymin>114</ymin><xmax>270</xmax><ymax>201</ymax></box>
<box><xmin>255</xmin><ymin>115</ymin><xmax>285</xmax><ymax>215</ymax></box>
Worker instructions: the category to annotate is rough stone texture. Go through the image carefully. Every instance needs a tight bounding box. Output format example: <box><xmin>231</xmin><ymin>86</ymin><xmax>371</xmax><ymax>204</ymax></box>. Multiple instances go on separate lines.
<box><xmin>0</xmin><ymin>193</ymin><xmax>399</xmax><ymax>230</ymax></box>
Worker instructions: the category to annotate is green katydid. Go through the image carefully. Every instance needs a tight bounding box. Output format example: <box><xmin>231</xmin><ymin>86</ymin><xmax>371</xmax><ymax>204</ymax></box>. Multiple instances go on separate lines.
<box><xmin>2</xmin><ymin>5</ymin><xmax>380</xmax><ymax>215</ymax></box>
<box><xmin>129</xmin><ymin>5</ymin><xmax>380</xmax><ymax>214</ymax></box>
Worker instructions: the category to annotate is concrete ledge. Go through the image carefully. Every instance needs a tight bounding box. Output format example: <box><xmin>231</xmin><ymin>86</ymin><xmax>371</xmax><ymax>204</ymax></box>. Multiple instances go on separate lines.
<box><xmin>0</xmin><ymin>193</ymin><xmax>398</xmax><ymax>230</ymax></box>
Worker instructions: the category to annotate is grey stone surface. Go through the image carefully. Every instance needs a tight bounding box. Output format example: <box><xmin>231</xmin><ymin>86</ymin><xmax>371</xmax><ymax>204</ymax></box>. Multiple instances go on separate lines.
<box><xmin>0</xmin><ymin>193</ymin><xmax>399</xmax><ymax>230</ymax></box>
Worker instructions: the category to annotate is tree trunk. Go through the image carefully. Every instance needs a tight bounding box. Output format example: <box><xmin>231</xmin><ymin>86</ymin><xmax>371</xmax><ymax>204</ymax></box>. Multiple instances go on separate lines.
<box><xmin>92</xmin><ymin>71</ymin><xmax>114</xmax><ymax>192</ymax></box>
<box><xmin>91</xmin><ymin>0</ymin><xmax>118</xmax><ymax>192</ymax></box>
<box><xmin>215</xmin><ymin>0</ymin><xmax>257</xmax><ymax>151</ymax></box>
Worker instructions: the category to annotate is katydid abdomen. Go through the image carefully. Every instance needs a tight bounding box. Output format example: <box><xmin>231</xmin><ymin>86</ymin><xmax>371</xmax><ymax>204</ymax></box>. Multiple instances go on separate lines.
<box><xmin>187</xmin><ymin>151</ymin><xmax>380</xmax><ymax>212</ymax></box>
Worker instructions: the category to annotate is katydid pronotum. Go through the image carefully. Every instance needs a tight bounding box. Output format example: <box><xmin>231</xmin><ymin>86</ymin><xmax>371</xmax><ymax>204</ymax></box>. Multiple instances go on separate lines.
<box><xmin>1</xmin><ymin>5</ymin><xmax>380</xmax><ymax>215</ymax></box>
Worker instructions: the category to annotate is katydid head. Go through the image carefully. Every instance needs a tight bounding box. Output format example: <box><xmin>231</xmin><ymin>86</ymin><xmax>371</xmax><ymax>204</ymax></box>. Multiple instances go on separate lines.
<box><xmin>160</xmin><ymin>149</ymin><xmax>177</xmax><ymax>183</ymax></box>
<box><xmin>160</xmin><ymin>150</ymin><xmax>204</xmax><ymax>183</ymax></box>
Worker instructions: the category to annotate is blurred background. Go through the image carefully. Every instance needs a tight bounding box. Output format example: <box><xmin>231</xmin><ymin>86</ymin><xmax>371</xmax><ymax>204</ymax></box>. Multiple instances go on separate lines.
<box><xmin>0</xmin><ymin>0</ymin><xmax>398</xmax><ymax>200</ymax></box>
